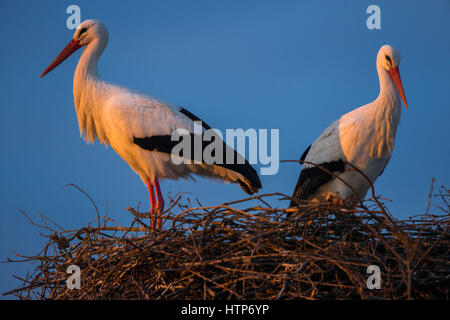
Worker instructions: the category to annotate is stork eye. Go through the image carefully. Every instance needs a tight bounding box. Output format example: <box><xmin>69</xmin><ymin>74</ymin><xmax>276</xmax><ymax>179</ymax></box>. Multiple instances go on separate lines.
<box><xmin>385</xmin><ymin>55</ymin><xmax>392</xmax><ymax>65</ymax></box>
<box><xmin>78</xmin><ymin>27</ymin><xmax>88</xmax><ymax>37</ymax></box>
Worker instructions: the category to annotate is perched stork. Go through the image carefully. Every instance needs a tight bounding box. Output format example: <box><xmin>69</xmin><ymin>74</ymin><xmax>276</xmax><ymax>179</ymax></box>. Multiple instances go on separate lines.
<box><xmin>40</xmin><ymin>20</ymin><xmax>262</xmax><ymax>228</ymax></box>
<box><xmin>290</xmin><ymin>45</ymin><xmax>407</xmax><ymax>206</ymax></box>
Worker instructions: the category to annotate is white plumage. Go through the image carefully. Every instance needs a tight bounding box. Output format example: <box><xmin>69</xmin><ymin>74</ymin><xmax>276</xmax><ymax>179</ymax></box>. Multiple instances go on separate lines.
<box><xmin>41</xmin><ymin>20</ymin><xmax>261</xmax><ymax>228</ymax></box>
<box><xmin>291</xmin><ymin>45</ymin><xmax>407</xmax><ymax>205</ymax></box>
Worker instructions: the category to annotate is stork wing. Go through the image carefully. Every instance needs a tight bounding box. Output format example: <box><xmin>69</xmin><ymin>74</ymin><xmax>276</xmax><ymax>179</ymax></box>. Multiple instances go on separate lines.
<box><xmin>105</xmin><ymin>94</ymin><xmax>261</xmax><ymax>193</ymax></box>
<box><xmin>290</xmin><ymin>120</ymin><xmax>346</xmax><ymax>206</ymax></box>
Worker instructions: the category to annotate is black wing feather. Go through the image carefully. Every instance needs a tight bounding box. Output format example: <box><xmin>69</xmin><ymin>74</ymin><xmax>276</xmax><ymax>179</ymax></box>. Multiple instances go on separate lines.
<box><xmin>290</xmin><ymin>145</ymin><xmax>345</xmax><ymax>206</ymax></box>
<box><xmin>300</xmin><ymin>145</ymin><xmax>311</xmax><ymax>162</ymax></box>
<box><xmin>133</xmin><ymin>107</ymin><xmax>262</xmax><ymax>194</ymax></box>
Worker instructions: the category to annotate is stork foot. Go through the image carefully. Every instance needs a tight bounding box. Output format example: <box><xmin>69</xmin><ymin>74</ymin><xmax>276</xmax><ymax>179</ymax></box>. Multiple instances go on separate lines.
<box><xmin>330</xmin><ymin>196</ymin><xmax>344</xmax><ymax>207</ymax></box>
<box><xmin>326</xmin><ymin>192</ymin><xmax>344</xmax><ymax>206</ymax></box>
<box><xmin>327</xmin><ymin>192</ymin><xmax>358</xmax><ymax>208</ymax></box>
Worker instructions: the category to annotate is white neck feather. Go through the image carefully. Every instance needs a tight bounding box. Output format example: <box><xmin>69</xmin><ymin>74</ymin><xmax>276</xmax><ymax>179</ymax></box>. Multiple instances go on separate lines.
<box><xmin>368</xmin><ymin>63</ymin><xmax>402</xmax><ymax>158</ymax></box>
<box><xmin>73</xmin><ymin>37</ymin><xmax>110</xmax><ymax>145</ymax></box>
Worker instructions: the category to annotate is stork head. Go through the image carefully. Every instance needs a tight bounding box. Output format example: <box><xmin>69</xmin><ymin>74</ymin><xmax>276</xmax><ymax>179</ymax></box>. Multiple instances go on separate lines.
<box><xmin>73</xmin><ymin>20</ymin><xmax>109</xmax><ymax>47</ymax></box>
<box><xmin>40</xmin><ymin>20</ymin><xmax>108</xmax><ymax>78</ymax></box>
<box><xmin>377</xmin><ymin>45</ymin><xmax>408</xmax><ymax>108</ymax></box>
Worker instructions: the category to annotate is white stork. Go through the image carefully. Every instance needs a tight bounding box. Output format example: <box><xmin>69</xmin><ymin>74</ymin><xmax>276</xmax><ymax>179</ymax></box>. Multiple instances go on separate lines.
<box><xmin>290</xmin><ymin>45</ymin><xmax>407</xmax><ymax>206</ymax></box>
<box><xmin>40</xmin><ymin>20</ymin><xmax>262</xmax><ymax>228</ymax></box>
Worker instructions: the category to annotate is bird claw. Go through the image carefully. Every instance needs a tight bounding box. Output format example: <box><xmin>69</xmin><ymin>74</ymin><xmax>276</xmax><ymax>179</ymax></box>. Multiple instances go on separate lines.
<box><xmin>330</xmin><ymin>197</ymin><xmax>343</xmax><ymax>206</ymax></box>
<box><xmin>327</xmin><ymin>194</ymin><xmax>357</xmax><ymax>208</ymax></box>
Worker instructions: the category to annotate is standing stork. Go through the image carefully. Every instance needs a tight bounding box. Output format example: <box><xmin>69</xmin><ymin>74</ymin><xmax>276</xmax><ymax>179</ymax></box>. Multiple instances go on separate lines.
<box><xmin>290</xmin><ymin>45</ymin><xmax>407</xmax><ymax>206</ymax></box>
<box><xmin>40</xmin><ymin>20</ymin><xmax>262</xmax><ymax>228</ymax></box>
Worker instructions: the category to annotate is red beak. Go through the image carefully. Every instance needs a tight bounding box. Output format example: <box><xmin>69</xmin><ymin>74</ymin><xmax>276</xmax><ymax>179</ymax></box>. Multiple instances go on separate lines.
<box><xmin>40</xmin><ymin>39</ymin><xmax>82</xmax><ymax>78</ymax></box>
<box><xmin>388</xmin><ymin>66</ymin><xmax>408</xmax><ymax>108</ymax></box>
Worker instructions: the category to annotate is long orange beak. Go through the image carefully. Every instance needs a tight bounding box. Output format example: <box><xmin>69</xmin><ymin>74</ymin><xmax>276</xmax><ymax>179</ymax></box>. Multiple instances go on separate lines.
<box><xmin>40</xmin><ymin>39</ymin><xmax>83</xmax><ymax>78</ymax></box>
<box><xmin>388</xmin><ymin>66</ymin><xmax>408</xmax><ymax>108</ymax></box>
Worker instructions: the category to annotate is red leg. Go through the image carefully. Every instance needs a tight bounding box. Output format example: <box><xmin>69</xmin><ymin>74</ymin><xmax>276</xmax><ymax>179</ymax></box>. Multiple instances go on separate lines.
<box><xmin>147</xmin><ymin>178</ymin><xmax>156</xmax><ymax>229</ymax></box>
<box><xmin>153</xmin><ymin>175</ymin><xmax>164</xmax><ymax>228</ymax></box>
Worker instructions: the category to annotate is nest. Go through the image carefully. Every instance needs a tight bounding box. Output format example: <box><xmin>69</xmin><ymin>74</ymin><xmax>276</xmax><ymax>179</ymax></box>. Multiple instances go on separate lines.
<box><xmin>3</xmin><ymin>184</ymin><xmax>449</xmax><ymax>300</ymax></box>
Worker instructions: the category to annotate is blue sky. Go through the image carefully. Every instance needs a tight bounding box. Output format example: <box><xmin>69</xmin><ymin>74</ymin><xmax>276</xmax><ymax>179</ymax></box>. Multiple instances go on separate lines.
<box><xmin>1</xmin><ymin>0</ymin><xmax>449</xmax><ymax>296</ymax></box>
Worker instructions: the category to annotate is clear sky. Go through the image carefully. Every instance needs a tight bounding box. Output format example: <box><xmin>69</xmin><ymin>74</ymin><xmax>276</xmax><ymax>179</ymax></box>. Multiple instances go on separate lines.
<box><xmin>1</xmin><ymin>0</ymin><xmax>449</xmax><ymax>296</ymax></box>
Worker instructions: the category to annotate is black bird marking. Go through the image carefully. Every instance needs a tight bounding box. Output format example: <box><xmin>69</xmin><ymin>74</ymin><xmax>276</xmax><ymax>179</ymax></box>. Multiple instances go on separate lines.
<box><xmin>78</xmin><ymin>27</ymin><xmax>88</xmax><ymax>37</ymax></box>
<box><xmin>290</xmin><ymin>145</ymin><xmax>346</xmax><ymax>206</ymax></box>
<box><xmin>132</xmin><ymin>108</ymin><xmax>262</xmax><ymax>194</ymax></box>
<box><xmin>300</xmin><ymin>145</ymin><xmax>311</xmax><ymax>163</ymax></box>
<box><xmin>178</xmin><ymin>107</ymin><xmax>212</xmax><ymax>130</ymax></box>
<box><xmin>385</xmin><ymin>55</ymin><xmax>392</xmax><ymax>66</ymax></box>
